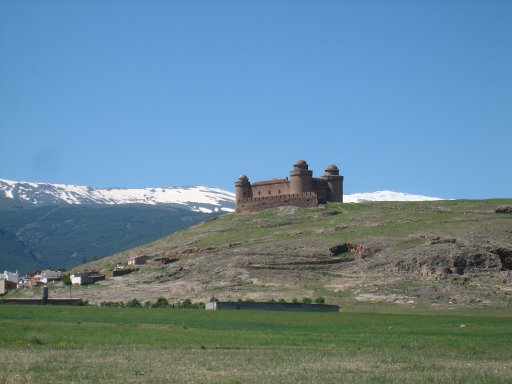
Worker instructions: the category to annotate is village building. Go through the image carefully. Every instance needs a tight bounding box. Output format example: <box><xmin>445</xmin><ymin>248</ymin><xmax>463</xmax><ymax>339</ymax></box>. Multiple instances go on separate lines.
<box><xmin>0</xmin><ymin>270</ymin><xmax>19</xmax><ymax>284</ymax></box>
<box><xmin>0</xmin><ymin>279</ymin><xmax>17</xmax><ymax>295</ymax></box>
<box><xmin>41</xmin><ymin>269</ymin><xmax>62</xmax><ymax>284</ymax></box>
<box><xmin>235</xmin><ymin>160</ymin><xmax>344</xmax><ymax>213</ymax></box>
<box><xmin>71</xmin><ymin>271</ymin><xmax>105</xmax><ymax>285</ymax></box>
<box><xmin>128</xmin><ymin>255</ymin><xmax>151</xmax><ymax>266</ymax></box>
<box><xmin>17</xmin><ymin>277</ymin><xmax>32</xmax><ymax>288</ymax></box>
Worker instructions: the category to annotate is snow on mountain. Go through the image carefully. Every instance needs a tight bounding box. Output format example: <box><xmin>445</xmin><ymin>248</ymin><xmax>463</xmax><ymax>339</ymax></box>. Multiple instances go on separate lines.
<box><xmin>0</xmin><ymin>179</ymin><xmax>236</xmax><ymax>213</ymax></box>
<box><xmin>344</xmin><ymin>190</ymin><xmax>442</xmax><ymax>203</ymax></box>
<box><xmin>0</xmin><ymin>178</ymin><xmax>443</xmax><ymax>211</ymax></box>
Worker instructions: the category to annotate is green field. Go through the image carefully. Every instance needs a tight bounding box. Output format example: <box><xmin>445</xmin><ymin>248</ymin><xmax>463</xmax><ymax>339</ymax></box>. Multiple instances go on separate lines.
<box><xmin>1</xmin><ymin>305</ymin><xmax>511</xmax><ymax>383</ymax></box>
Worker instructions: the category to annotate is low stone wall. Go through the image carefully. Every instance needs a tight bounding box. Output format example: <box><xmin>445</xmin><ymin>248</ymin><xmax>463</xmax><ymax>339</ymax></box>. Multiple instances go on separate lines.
<box><xmin>105</xmin><ymin>268</ymin><xmax>138</xmax><ymax>277</ymax></box>
<box><xmin>236</xmin><ymin>193</ymin><xmax>319</xmax><ymax>213</ymax></box>
<box><xmin>0</xmin><ymin>298</ymin><xmax>82</xmax><ymax>305</ymax></box>
<box><xmin>205</xmin><ymin>301</ymin><xmax>339</xmax><ymax>312</ymax></box>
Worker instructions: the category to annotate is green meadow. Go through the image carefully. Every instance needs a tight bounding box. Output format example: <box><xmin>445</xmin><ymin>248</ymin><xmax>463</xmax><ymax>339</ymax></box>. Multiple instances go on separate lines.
<box><xmin>1</xmin><ymin>305</ymin><xmax>511</xmax><ymax>383</ymax></box>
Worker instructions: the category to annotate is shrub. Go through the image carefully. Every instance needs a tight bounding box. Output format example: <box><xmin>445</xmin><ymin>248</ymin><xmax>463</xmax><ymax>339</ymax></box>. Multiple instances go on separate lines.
<box><xmin>314</xmin><ymin>296</ymin><xmax>325</xmax><ymax>304</ymax></box>
<box><xmin>151</xmin><ymin>297</ymin><xmax>169</xmax><ymax>308</ymax></box>
<box><xmin>291</xmin><ymin>298</ymin><xmax>299</xmax><ymax>304</ymax></box>
<box><xmin>144</xmin><ymin>301</ymin><xmax>151</xmax><ymax>308</ymax></box>
<box><xmin>100</xmin><ymin>301</ymin><xmax>124</xmax><ymax>307</ymax></box>
<box><xmin>209</xmin><ymin>297</ymin><xmax>219</xmax><ymax>303</ymax></box>
<box><xmin>302</xmin><ymin>298</ymin><xmax>312</xmax><ymax>304</ymax></box>
<box><xmin>126</xmin><ymin>299</ymin><xmax>142</xmax><ymax>308</ymax></box>
<box><xmin>278</xmin><ymin>298</ymin><xmax>286</xmax><ymax>303</ymax></box>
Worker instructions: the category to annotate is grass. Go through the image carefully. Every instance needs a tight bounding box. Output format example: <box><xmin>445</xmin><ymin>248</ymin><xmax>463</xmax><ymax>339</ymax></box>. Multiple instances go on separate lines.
<box><xmin>1</xmin><ymin>305</ymin><xmax>511</xmax><ymax>383</ymax></box>
<box><xmin>131</xmin><ymin>198</ymin><xmax>512</xmax><ymax>253</ymax></box>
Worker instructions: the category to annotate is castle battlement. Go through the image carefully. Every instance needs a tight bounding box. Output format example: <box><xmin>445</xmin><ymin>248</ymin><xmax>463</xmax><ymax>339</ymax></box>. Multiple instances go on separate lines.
<box><xmin>235</xmin><ymin>160</ymin><xmax>343</xmax><ymax>213</ymax></box>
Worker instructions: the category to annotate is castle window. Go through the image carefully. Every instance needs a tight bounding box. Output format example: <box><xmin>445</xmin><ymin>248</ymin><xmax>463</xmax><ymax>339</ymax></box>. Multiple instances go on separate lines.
<box><xmin>278</xmin><ymin>190</ymin><xmax>281</xmax><ymax>194</ymax></box>
<box><xmin>268</xmin><ymin>191</ymin><xmax>271</xmax><ymax>195</ymax></box>
<box><xmin>258</xmin><ymin>191</ymin><xmax>261</xmax><ymax>196</ymax></box>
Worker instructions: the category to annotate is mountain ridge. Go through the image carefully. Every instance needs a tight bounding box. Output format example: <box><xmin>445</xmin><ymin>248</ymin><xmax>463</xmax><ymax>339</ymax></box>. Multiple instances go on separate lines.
<box><xmin>0</xmin><ymin>178</ymin><xmax>442</xmax><ymax>210</ymax></box>
<box><xmin>0</xmin><ymin>178</ymin><xmax>236</xmax><ymax>213</ymax></box>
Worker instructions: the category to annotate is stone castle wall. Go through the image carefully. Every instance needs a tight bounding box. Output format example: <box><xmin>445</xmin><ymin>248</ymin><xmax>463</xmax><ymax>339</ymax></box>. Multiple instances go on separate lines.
<box><xmin>236</xmin><ymin>192</ymin><xmax>318</xmax><ymax>213</ymax></box>
<box><xmin>250</xmin><ymin>179</ymin><xmax>291</xmax><ymax>198</ymax></box>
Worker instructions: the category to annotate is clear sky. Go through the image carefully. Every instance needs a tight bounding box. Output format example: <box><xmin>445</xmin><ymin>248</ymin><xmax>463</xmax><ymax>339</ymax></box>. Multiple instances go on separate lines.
<box><xmin>1</xmin><ymin>0</ymin><xmax>511</xmax><ymax>198</ymax></box>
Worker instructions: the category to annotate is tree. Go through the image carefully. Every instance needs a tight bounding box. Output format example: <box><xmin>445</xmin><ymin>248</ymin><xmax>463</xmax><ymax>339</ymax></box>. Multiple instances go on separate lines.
<box><xmin>62</xmin><ymin>274</ymin><xmax>72</xmax><ymax>286</ymax></box>
<box><xmin>151</xmin><ymin>297</ymin><xmax>169</xmax><ymax>308</ymax></box>
<box><xmin>127</xmin><ymin>298</ymin><xmax>142</xmax><ymax>308</ymax></box>
<box><xmin>314</xmin><ymin>296</ymin><xmax>325</xmax><ymax>304</ymax></box>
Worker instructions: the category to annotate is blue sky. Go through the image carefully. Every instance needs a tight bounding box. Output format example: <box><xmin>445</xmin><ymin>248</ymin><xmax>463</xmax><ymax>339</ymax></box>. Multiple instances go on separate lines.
<box><xmin>1</xmin><ymin>0</ymin><xmax>511</xmax><ymax>198</ymax></box>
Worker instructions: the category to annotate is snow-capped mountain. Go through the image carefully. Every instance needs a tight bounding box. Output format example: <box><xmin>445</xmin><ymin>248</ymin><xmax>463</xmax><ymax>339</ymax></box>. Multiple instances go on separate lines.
<box><xmin>344</xmin><ymin>190</ymin><xmax>441</xmax><ymax>203</ymax></box>
<box><xmin>0</xmin><ymin>178</ymin><xmax>443</xmax><ymax>212</ymax></box>
<box><xmin>0</xmin><ymin>178</ymin><xmax>236</xmax><ymax>213</ymax></box>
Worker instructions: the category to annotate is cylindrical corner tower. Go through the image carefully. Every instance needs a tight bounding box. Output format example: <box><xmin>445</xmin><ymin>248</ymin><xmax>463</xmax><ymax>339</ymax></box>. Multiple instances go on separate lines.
<box><xmin>289</xmin><ymin>159</ymin><xmax>313</xmax><ymax>195</ymax></box>
<box><xmin>322</xmin><ymin>164</ymin><xmax>343</xmax><ymax>202</ymax></box>
<box><xmin>235</xmin><ymin>175</ymin><xmax>252</xmax><ymax>203</ymax></box>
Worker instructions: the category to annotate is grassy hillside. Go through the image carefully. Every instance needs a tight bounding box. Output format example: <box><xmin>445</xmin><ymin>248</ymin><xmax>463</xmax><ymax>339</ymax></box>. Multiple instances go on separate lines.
<box><xmin>11</xmin><ymin>199</ymin><xmax>512</xmax><ymax>309</ymax></box>
<box><xmin>0</xmin><ymin>204</ymin><xmax>221</xmax><ymax>273</ymax></box>
<box><xmin>1</xmin><ymin>305</ymin><xmax>511</xmax><ymax>383</ymax></box>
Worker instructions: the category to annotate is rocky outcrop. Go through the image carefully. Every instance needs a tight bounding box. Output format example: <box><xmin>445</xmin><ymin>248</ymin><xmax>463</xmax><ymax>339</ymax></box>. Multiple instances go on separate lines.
<box><xmin>395</xmin><ymin>243</ymin><xmax>504</xmax><ymax>276</ymax></box>
<box><xmin>495</xmin><ymin>206</ymin><xmax>512</xmax><ymax>214</ymax></box>
<box><xmin>494</xmin><ymin>248</ymin><xmax>512</xmax><ymax>270</ymax></box>
<box><xmin>329</xmin><ymin>243</ymin><xmax>380</xmax><ymax>259</ymax></box>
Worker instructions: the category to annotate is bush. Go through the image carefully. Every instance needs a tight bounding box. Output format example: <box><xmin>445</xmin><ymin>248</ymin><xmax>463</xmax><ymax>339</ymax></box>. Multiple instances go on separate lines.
<box><xmin>151</xmin><ymin>297</ymin><xmax>169</xmax><ymax>308</ymax></box>
<box><xmin>314</xmin><ymin>296</ymin><xmax>325</xmax><ymax>304</ymax></box>
<box><xmin>302</xmin><ymin>298</ymin><xmax>312</xmax><ymax>304</ymax></box>
<box><xmin>278</xmin><ymin>298</ymin><xmax>286</xmax><ymax>303</ymax></box>
<box><xmin>144</xmin><ymin>301</ymin><xmax>151</xmax><ymax>308</ymax></box>
<box><xmin>126</xmin><ymin>299</ymin><xmax>142</xmax><ymax>308</ymax></box>
<box><xmin>100</xmin><ymin>301</ymin><xmax>125</xmax><ymax>307</ymax></box>
<box><xmin>291</xmin><ymin>298</ymin><xmax>299</xmax><ymax>304</ymax></box>
<box><xmin>175</xmin><ymin>299</ymin><xmax>204</xmax><ymax>309</ymax></box>
<box><xmin>209</xmin><ymin>297</ymin><xmax>219</xmax><ymax>303</ymax></box>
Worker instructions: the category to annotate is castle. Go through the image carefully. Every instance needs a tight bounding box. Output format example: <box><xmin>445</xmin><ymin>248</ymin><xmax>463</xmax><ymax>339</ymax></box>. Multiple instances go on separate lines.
<box><xmin>235</xmin><ymin>160</ymin><xmax>343</xmax><ymax>213</ymax></box>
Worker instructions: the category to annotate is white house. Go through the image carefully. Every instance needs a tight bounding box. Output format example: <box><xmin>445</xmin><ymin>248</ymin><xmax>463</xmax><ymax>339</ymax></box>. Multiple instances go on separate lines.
<box><xmin>71</xmin><ymin>271</ymin><xmax>105</xmax><ymax>285</ymax></box>
<box><xmin>128</xmin><ymin>255</ymin><xmax>150</xmax><ymax>266</ymax></box>
<box><xmin>0</xmin><ymin>270</ymin><xmax>19</xmax><ymax>284</ymax></box>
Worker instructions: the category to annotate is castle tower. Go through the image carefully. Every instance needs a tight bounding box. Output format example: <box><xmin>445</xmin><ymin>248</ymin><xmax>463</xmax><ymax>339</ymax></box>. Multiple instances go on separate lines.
<box><xmin>321</xmin><ymin>164</ymin><xmax>343</xmax><ymax>202</ymax></box>
<box><xmin>235</xmin><ymin>175</ymin><xmax>252</xmax><ymax>204</ymax></box>
<box><xmin>289</xmin><ymin>159</ymin><xmax>313</xmax><ymax>195</ymax></box>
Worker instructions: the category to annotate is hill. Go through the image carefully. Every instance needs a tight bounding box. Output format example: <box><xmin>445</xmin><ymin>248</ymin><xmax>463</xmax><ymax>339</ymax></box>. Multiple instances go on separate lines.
<box><xmin>32</xmin><ymin>198</ymin><xmax>512</xmax><ymax>309</ymax></box>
